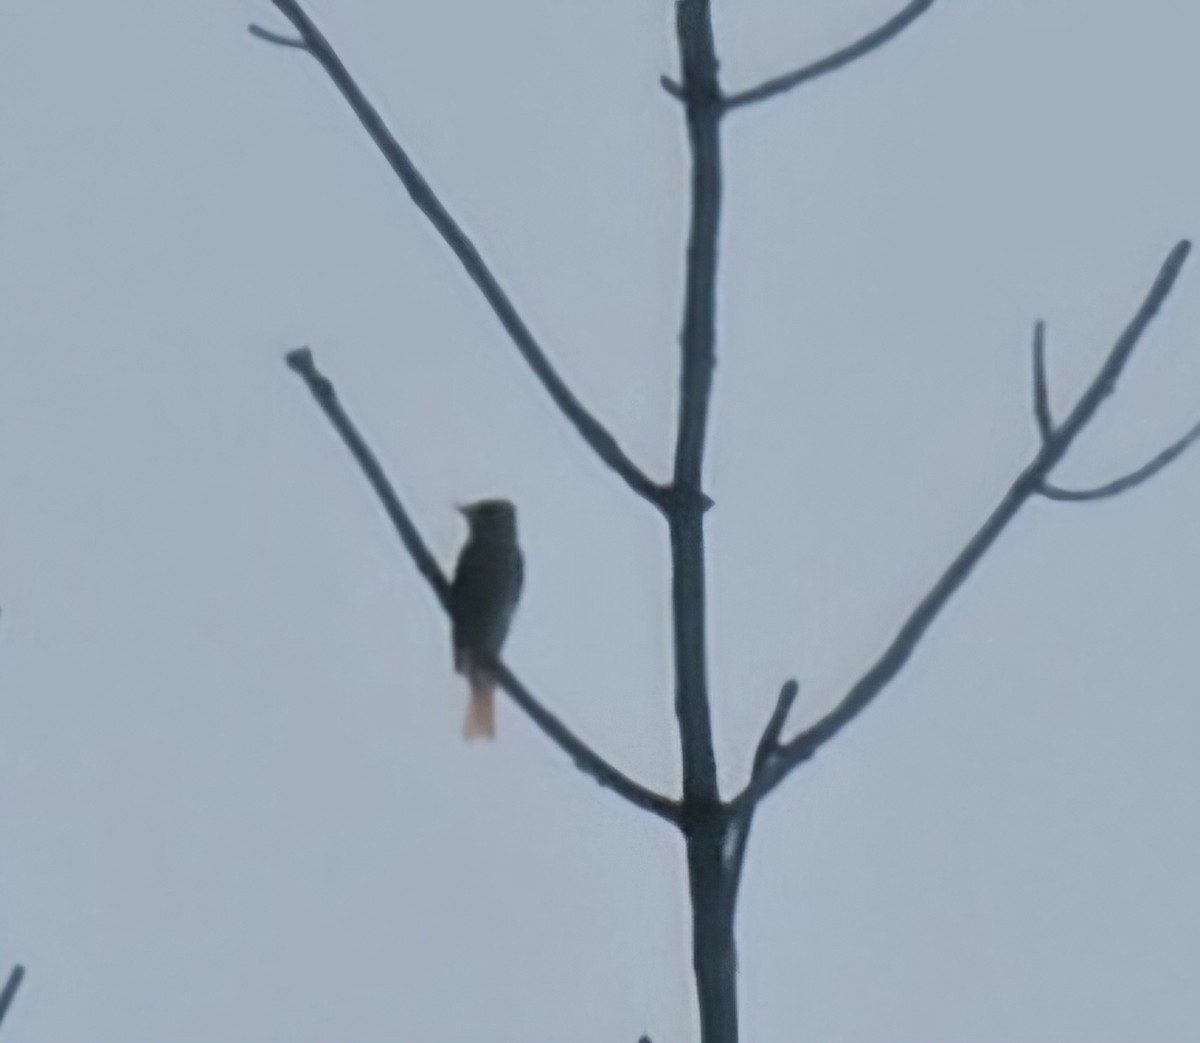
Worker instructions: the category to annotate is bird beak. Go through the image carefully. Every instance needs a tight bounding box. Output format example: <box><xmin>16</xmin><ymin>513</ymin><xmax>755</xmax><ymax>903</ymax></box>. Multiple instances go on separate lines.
<box><xmin>455</xmin><ymin>503</ymin><xmax>472</xmax><ymax>518</ymax></box>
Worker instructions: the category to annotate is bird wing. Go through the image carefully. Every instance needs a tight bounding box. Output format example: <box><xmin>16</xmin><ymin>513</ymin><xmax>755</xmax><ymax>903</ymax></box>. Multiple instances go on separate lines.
<box><xmin>449</xmin><ymin>539</ymin><xmax>523</xmax><ymax>666</ymax></box>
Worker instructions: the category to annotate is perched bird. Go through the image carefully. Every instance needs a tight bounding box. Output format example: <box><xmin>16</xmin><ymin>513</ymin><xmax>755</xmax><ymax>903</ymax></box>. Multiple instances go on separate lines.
<box><xmin>449</xmin><ymin>499</ymin><xmax>524</xmax><ymax>740</ymax></box>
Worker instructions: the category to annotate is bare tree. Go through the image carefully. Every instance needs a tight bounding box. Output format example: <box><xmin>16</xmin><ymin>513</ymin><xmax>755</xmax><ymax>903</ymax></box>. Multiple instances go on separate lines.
<box><xmin>250</xmin><ymin>2</ymin><xmax>1195</xmax><ymax>1041</ymax></box>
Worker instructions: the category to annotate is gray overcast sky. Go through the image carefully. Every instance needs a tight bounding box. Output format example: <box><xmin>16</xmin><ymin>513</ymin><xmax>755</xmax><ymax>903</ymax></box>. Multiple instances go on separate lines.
<box><xmin>1</xmin><ymin>0</ymin><xmax>1197</xmax><ymax>1040</ymax></box>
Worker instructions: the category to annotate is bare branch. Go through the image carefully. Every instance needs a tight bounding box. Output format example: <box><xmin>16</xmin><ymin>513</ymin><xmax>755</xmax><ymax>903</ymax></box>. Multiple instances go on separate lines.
<box><xmin>483</xmin><ymin>657</ymin><xmax>678</xmax><ymax>823</ymax></box>
<box><xmin>256</xmin><ymin>1</ymin><xmax>664</xmax><ymax>507</ymax></box>
<box><xmin>284</xmin><ymin>348</ymin><xmax>679</xmax><ymax>825</ymax></box>
<box><xmin>0</xmin><ymin>966</ymin><xmax>25</xmax><ymax>1030</ymax></box>
<box><xmin>285</xmin><ymin>348</ymin><xmax>449</xmax><ymax>605</ymax></box>
<box><xmin>733</xmin><ymin>239</ymin><xmax>1193</xmax><ymax>814</ymax></box>
<box><xmin>723</xmin><ymin>0</ymin><xmax>938</xmax><ymax>111</ymax></box>
<box><xmin>752</xmin><ymin>679</ymin><xmax>799</xmax><ymax>776</ymax></box>
<box><xmin>1032</xmin><ymin>319</ymin><xmax>1054</xmax><ymax>441</ymax></box>
<box><xmin>723</xmin><ymin>680</ymin><xmax>800</xmax><ymax>916</ymax></box>
<box><xmin>1040</xmin><ymin>418</ymin><xmax>1200</xmax><ymax>501</ymax></box>
<box><xmin>1056</xmin><ymin>241</ymin><xmax>1193</xmax><ymax>439</ymax></box>
<box><xmin>247</xmin><ymin>23</ymin><xmax>307</xmax><ymax>50</ymax></box>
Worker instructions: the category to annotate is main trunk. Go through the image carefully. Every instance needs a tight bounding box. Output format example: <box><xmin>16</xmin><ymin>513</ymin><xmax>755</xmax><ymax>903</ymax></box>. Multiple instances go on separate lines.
<box><xmin>669</xmin><ymin>507</ymin><xmax>733</xmax><ymax>1041</ymax></box>
<box><xmin>687</xmin><ymin>822</ymin><xmax>738</xmax><ymax>1043</ymax></box>
<box><xmin>672</xmin><ymin>1</ymin><xmax>729</xmax><ymax>1038</ymax></box>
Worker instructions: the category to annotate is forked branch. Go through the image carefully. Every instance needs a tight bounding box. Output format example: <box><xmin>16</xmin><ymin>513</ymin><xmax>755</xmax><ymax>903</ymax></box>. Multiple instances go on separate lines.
<box><xmin>1033</xmin><ymin>310</ymin><xmax>1200</xmax><ymax>501</ymax></box>
<box><xmin>734</xmin><ymin>239</ymin><xmax>1193</xmax><ymax>814</ymax></box>
<box><xmin>253</xmin><ymin>1</ymin><xmax>664</xmax><ymax>508</ymax></box>
<box><xmin>1039</xmin><ymin>418</ymin><xmax>1200</xmax><ymax>501</ymax></box>
<box><xmin>284</xmin><ymin>348</ymin><xmax>680</xmax><ymax>825</ymax></box>
<box><xmin>723</xmin><ymin>680</ymin><xmax>800</xmax><ymax>915</ymax></box>
<box><xmin>722</xmin><ymin>0</ymin><xmax>939</xmax><ymax>111</ymax></box>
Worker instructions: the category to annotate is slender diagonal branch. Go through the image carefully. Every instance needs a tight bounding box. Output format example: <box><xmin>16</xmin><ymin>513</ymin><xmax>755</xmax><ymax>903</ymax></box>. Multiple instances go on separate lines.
<box><xmin>482</xmin><ymin>657</ymin><xmax>678</xmax><ymax>823</ymax></box>
<box><xmin>253</xmin><ymin>0</ymin><xmax>664</xmax><ymax>507</ymax></box>
<box><xmin>0</xmin><ymin>966</ymin><xmax>25</xmax><ymax>1030</ymax></box>
<box><xmin>1055</xmin><ymin>241</ymin><xmax>1192</xmax><ymax>440</ymax></box>
<box><xmin>285</xmin><ymin>349</ymin><xmax>450</xmax><ymax>605</ymax></box>
<box><xmin>1040</xmin><ymin>418</ymin><xmax>1200</xmax><ymax>501</ymax></box>
<box><xmin>1032</xmin><ymin>320</ymin><xmax>1054</xmax><ymax>440</ymax></box>
<box><xmin>723</xmin><ymin>680</ymin><xmax>799</xmax><ymax>915</ymax></box>
<box><xmin>284</xmin><ymin>348</ymin><xmax>680</xmax><ymax>825</ymax></box>
<box><xmin>733</xmin><ymin>239</ymin><xmax>1193</xmax><ymax>814</ymax></box>
<box><xmin>722</xmin><ymin>0</ymin><xmax>938</xmax><ymax>111</ymax></box>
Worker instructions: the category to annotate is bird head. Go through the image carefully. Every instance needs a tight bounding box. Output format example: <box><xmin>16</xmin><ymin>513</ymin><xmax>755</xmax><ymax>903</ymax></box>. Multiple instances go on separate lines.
<box><xmin>457</xmin><ymin>498</ymin><xmax>518</xmax><ymax>539</ymax></box>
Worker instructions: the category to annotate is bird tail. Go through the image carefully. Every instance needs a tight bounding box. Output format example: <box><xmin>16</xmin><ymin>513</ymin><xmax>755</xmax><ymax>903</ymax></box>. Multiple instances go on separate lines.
<box><xmin>463</xmin><ymin>662</ymin><xmax>496</xmax><ymax>741</ymax></box>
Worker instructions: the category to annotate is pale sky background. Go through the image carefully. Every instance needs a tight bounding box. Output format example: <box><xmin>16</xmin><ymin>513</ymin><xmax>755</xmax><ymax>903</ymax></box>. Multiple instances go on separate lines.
<box><xmin>0</xmin><ymin>1</ymin><xmax>1197</xmax><ymax>1040</ymax></box>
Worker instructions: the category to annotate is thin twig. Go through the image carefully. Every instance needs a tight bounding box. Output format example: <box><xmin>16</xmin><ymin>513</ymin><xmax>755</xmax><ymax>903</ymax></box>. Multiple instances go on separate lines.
<box><xmin>1032</xmin><ymin>320</ymin><xmax>1054</xmax><ymax>440</ymax></box>
<box><xmin>1040</xmin><ymin>418</ymin><xmax>1200</xmax><ymax>501</ymax></box>
<box><xmin>733</xmin><ymin>239</ymin><xmax>1192</xmax><ymax>814</ymax></box>
<box><xmin>724</xmin><ymin>680</ymin><xmax>800</xmax><ymax>915</ymax></box>
<box><xmin>659</xmin><ymin>76</ymin><xmax>685</xmax><ymax>100</ymax></box>
<box><xmin>284</xmin><ymin>349</ymin><xmax>680</xmax><ymax>825</ymax></box>
<box><xmin>0</xmin><ymin>966</ymin><xmax>25</xmax><ymax>1030</ymax></box>
<box><xmin>254</xmin><ymin>0</ymin><xmax>664</xmax><ymax>507</ymax></box>
<box><xmin>1055</xmin><ymin>242</ymin><xmax>1192</xmax><ymax>440</ymax></box>
<box><xmin>482</xmin><ymin>658</ymin><xmax>678</xmax><ymax>823</ymax></box>
<box><xmin>285</xmin><ymin>348</ymin><xmax>449</xmax><ymax>605</ymax></box>
<box><xmin>752</xmin><ymin>679</ymin><xmax>799</xmax><ymax>776</ymax></box>
<box><xmin>723</xmin><ymin>0</ymin><xmax>939</xmax><ymax>111</ymax></box>
<box><xmin>247</xmin><ymin>23</ymin><xmax>307</xmax><ymax>50</ymax></box>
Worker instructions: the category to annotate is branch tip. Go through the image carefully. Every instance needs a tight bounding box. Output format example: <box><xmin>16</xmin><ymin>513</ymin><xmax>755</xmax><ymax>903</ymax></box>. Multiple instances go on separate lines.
<box><xmin>284</xmin><ymin>345</ymin><xmax>314</xmax><ymax>371</ymax></box>
<box><xmin>284</xmin><ymin>347</ymin><xmax>333</xmax><ymax>398</ymax></box>
<box><xmin>751</xmin><ymin>679</ymin><xmax>799</xmax><ymax>778</ymax></box>
<box><xmin>1055</xmin><ymin>239</ymin><xmax>1191</xmax><ymax>437</ymax></box>
<box><xmin>1032</xmin><ymin>319</ymin><xmax>1054</xmax><ymax>440</ymax></box>
<box><xmin>724</xmin><ymin>0</ymin><xmax>938</xmax><ymax>110</ymax></box>
<box><xmin>660</xmin><ymin>76</ymin><xmax>684</xmax><ymax>100</ymax></box>
<box><xmin>247</xmin><ymin>23</ymin><xmax>308</xmax><ymax>50</ymax></box>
